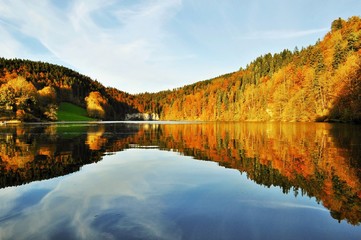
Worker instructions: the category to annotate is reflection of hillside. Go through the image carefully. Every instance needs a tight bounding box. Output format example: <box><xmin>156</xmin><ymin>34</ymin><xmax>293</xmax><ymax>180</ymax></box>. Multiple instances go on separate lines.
<box><xmin>122</xmin><ymin>123</ymin><xmax>361</xmax><ymax>225</ymax></box>
<box><xmin>0</xmin><ymin>124</ymin><xmax>138</xmax><ymax>188</ymax></box>
<box><xmin>0</xmin><ymin>122</ymin><xmax>360</xmax><ymax>225</ymax></box>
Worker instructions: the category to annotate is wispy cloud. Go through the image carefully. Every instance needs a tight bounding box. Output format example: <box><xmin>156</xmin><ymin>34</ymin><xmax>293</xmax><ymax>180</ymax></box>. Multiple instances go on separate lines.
<box><xmin>0</xmin><ymin>0</ymin><xmax>352</xmax><ymax>93</ymax></box>
<box><xmin>243</xmin><ymin>28</ymin><xmax>329</xmax><ymax>40</ymax></box>
<box><xmin>0</xmin><ymin>0</ymin><xmax>183</xmax><ymax>93</ymax></box>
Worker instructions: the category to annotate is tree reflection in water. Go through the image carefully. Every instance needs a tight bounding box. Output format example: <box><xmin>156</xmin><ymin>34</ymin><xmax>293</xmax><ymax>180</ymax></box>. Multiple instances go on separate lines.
<box><xmin>0</xmin><ymin>122</ymin><xmax>360</xmax><ymax>225</ymax></box>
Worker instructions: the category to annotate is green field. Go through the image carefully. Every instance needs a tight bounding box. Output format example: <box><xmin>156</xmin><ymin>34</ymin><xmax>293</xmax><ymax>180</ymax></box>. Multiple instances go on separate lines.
<box><xmin>57</xmin><ymin>102</ymin><xmax>95</xmax><ymax>121</ymax></box>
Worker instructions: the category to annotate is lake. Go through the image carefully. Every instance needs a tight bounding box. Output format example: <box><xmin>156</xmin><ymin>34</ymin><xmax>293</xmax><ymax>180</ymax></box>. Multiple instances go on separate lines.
<box><xmin>0</xmin><ymin>122</ymin><xmax>360</xmax><ymax>240</ymax></box>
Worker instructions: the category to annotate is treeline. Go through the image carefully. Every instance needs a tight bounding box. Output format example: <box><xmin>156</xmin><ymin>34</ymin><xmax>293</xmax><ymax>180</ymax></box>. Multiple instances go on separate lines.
<box><xmin>130</xmin><ymin>16</ymin><xmax>361</xmax><ymax>122</ymax></box>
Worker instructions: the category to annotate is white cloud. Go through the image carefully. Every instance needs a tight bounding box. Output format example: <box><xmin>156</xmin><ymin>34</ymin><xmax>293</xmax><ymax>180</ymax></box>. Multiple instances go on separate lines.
<box><xmin>243</xmin><ymin>28</ymin><xmax>329</xmax><ymax>40</ymax></box>
<box><xmin>0</xmin><ymin>26</ymin><xmax>23</xmax><ymax>58</ymax></box>
<box><xmin>0</xmin><ymin>0</ymin><xmax>183</xmax><ymax>93</ymax></box>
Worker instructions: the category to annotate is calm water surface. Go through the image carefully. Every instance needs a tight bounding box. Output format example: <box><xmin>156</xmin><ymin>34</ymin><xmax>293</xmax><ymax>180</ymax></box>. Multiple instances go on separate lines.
<box><xmin>0</xmin><ymin>122</ymin><xmax>360</xmax><ymax>240</ymax></box>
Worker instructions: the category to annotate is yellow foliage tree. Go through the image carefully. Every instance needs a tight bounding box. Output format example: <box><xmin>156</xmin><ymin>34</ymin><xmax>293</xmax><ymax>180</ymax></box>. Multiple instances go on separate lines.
<box><xmin>38</xmin><ymin>86</ymin><xmax>56</xmax><ymax>103</ymax></box>
<box><xmin>85</xmin><ymin>91</ymin><xmax>108</xmax><ymax>119</ymax></box>
<box><xmin>0</xmin><ymin>76</ymin><xmax>38</xmax><ymax>120</ymax></box>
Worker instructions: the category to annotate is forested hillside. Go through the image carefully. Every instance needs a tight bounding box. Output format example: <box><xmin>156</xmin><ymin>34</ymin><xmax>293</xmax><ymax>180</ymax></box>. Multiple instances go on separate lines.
<box><xmin>0</xmin><ymin>16</ymin><xmax>360</xmax><ymax>122</ymax></box>
<box><xmin>0</xmin><ymin>59</ymin><xmax>137</xmax><ymax>121</ymax></box>
<box><xmin>132</xmin><ymin>16</ymin><xmax>361</xmax><ymax>122</ymax></box>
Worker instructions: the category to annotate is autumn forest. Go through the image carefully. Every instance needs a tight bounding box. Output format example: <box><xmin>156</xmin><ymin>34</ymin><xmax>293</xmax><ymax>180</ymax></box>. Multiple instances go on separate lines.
<box><xmin>0</xmin><ymin>16</ymin><xmax>360</xmax><ymax>122</ymax></box>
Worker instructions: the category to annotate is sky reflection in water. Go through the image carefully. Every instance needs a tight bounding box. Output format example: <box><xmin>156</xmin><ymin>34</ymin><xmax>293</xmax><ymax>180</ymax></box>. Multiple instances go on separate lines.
<box><xmin>1</xmin><ymin>147</ymin><xmax>360</xmax><ymax>240</ymax></box>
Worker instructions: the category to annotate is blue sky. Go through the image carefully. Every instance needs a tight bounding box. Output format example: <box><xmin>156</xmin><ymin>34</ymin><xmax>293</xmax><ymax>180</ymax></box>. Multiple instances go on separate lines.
<box><xmin>0</xmin><ymin>0</ymin><xmax>360</xmax><ymax>93</ymax></box>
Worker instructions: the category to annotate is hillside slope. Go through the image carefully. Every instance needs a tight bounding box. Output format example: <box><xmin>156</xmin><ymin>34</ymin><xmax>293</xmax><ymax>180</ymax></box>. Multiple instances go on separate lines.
<box><xmin>131</xmin><ymin>16</ymin><xmax>361</xmax><ymax>122</ymax></box>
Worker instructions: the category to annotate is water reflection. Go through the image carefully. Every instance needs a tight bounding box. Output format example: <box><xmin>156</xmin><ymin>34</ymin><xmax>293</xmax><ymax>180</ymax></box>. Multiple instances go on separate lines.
<box><xmin>0</xmin><ymin>122</ymin><xmax>360</xmax><ymax>227</ymax></box>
